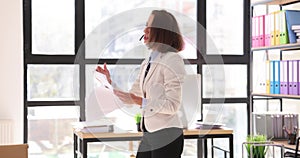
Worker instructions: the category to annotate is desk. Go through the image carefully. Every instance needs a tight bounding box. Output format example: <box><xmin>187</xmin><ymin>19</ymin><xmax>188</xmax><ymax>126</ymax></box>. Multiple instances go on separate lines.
<box><xmin>74</xmin><ymin>128</ymin><xmax>233</xmax><ymax>158</ymax></box>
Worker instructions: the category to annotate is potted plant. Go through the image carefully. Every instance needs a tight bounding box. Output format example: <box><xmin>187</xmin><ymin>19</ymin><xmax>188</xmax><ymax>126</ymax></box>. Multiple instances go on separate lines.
<box><xmin>245</xmin><ymin>135</ymin><xmax>268</xmax><ymax>158</ymax></box>
<box><xmin>134</xmin><ymin>113</ymin><xmax>142</xmax><ymax>132</ymax></box>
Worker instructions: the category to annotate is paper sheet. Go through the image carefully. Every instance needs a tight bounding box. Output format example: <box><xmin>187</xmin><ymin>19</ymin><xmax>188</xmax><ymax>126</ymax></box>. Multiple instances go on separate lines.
<box><xmin>94</xmin><ymin>71</ymin><xmax>113</xmax><ymax>90</ymax></box>
<box><xmin>93</xmin><ymin>86</ymin><xmax>125</xmax><ymax>115</ymax></box>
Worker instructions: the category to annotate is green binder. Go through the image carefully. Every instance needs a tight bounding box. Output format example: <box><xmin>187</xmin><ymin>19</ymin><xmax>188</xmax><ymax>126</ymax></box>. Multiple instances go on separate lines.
<box><xmin>280</xmin><ymin>10</ymin><xmax>289</xmax><ymax>44</ymax></box>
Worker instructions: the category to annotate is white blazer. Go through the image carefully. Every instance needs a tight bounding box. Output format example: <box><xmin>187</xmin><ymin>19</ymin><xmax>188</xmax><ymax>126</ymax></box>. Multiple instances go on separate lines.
<box><xmin>130</xmin><ymin>52</ymin><xmax>186</xmax><ymax>132</ymax></box>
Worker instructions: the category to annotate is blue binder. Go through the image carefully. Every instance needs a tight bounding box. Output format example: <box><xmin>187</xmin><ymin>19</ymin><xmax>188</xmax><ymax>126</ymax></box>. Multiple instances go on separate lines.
<box><xmin>285</xmin><ymin>10</ymin><xmax>300</xmax><ymax>43</ymax></box>
<box><xmin>274</xmin><ymin>60</ymin><xmax>280</xmax><ymax>94</ymax></box>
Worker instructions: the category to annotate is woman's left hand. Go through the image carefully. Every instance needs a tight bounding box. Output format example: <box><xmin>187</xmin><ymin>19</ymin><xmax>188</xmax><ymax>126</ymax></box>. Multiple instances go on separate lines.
<box><xmin>114</xmin><ymin>89</ymin><xmax>142</xmax><ymax>106</ymax></box>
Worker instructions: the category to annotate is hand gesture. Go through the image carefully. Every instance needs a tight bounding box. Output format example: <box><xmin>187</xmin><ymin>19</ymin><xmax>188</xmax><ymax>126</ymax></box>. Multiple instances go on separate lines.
<box><xmin>96</xmin><ymin>63</ymin><xmax>112</xmax><ymax>84</ymax></box>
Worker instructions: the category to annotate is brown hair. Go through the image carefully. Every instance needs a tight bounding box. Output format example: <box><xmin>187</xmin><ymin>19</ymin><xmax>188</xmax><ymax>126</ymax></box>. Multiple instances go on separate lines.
<box><xmin>148</xmin><ymin>10</ymin><xmax>184</xmax><ymax>53</ymax></box>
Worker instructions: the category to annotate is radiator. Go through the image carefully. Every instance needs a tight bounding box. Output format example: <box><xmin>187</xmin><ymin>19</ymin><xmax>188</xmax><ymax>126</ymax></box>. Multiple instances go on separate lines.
<box><xmin>0</xmin><ymin>120</ymin><xmax>13</xmax><ymax>145</ymax></box>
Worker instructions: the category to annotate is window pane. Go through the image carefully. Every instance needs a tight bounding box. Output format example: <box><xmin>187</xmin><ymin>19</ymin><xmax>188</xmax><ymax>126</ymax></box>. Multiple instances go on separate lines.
<box><xmin>86</xmin><ymin>64</ymin><xmax>197</xmax><ymax>94</ymax></box>
<box><xmin>85</xmin><ymin>64</ymin><xmax>141</xmax><ymax>125</ymax></box>
<box><xmin>32</xmin><ymin>0</ymin><xmax>74</xmax><ymax>55</ymax></box>
<box><xmin>203</xmin><ymin>103</ymin><xmax>247</xmax><ymax>158</ymax></box>
<box><xmin>185</xmin><ymin>64</ymin><xmax>198</xmax><ymax>74</ymax></box>
<box><xmin>85</xmin><ymin>0</ymin><xmax>196</xmax><ymax>59</ymax></box>
<box><xmin>85</xmin><ymin>64</ymin><xmax>198</xmax><ymax>124</ymax></box>
<box><xmin>27</xmin><ymin>65</ymin><xmax>79</xmax><ymax>101</ymax></box>
<box><xmin>207</xmin><ymin>0</ymin><xmax>243</xmax><ymax>55</ymax></box>
<box><xmin>28</xmin><ymin>106</ymin><xmax>79</xmax><ymax>157</ymax></box>
<box><xmin>203</xmin><ymin>65</ymin><xmax>247</xmax><ymax>98</ymax></box>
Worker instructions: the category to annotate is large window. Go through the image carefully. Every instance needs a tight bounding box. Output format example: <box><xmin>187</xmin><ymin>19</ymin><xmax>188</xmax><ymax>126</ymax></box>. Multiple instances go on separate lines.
<box><xmin>204</xmin><ymin>0</ymin><xmax>250</xmax><ymax>157</ymax></box>
<box><xmin>207</xmin><ymin>0</ymin><xmax>243</xmax><ymax>55</ymax></box>
<box><xmin>32</xmin><ymin>0</ymin><xmax>74</xmax><ymax>55</ymax></box>
<box><xmin>24</xmin><ymin>0</ymin><xmax>249</xmax><ymax>157</ymax></box>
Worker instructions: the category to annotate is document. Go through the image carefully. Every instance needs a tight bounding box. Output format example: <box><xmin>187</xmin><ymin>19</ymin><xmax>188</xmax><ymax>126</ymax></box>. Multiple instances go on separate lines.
<box><xmin>73</xmin><ymin>119</ymin><xmax>114</xmax><ymax>133</ymax></box>
<box><xmin>94</xmin><ymin>86</ymin><xmax>125</xmax><ymax>115</ymax></box>
<box><xmin>88</xmin><ymin>71</ymin><xmax>126</xmax><ymax>116</ymax></box>
<box><xmin>94</xmin><ymin>71</ymin><xmax>113</xmax><ymax>90</ymax></box>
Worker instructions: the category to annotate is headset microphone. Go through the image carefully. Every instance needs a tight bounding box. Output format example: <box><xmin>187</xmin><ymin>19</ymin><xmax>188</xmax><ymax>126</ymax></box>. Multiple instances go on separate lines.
<box><xmin>139</xmin><ymin>35</ymin><xmax>144</xmax><ymax>41</ymax></box>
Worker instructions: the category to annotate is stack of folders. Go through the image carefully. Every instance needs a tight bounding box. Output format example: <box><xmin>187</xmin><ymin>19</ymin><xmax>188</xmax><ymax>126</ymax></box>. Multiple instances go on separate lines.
<box><xmin>285</xmin><ymin>10</ymin><xmax>300</xmax><ymax>44</ymax></box>
<box><xmin>291</xmin><ymin>25</ymin><xmax>300</xmax><ymax>43</ymax></box>
<box><xmin>255</xmin><ymin>60</ymin><xmax>300</xmax><ymax>95</ymax></box>
<box><xmin>73</xmin><ymin>119</ymin><xmax>114</xmax><ymax>133</ymax></box>
<box><xmin>253</xmin><ymin>112</ymin><xmax>298</xmax><ymax>139</ymax></box>
<box><xmin>252</xmin><ymin>10</ymin><xmax>300</xmax><ymax>47</ymax></box>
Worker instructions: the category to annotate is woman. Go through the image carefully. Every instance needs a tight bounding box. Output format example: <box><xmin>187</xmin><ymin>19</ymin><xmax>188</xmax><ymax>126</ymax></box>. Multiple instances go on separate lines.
<box><xmin>96</xmin><ymin>10</ymin><xmax>186</xmax><ymax>158</ymax></box>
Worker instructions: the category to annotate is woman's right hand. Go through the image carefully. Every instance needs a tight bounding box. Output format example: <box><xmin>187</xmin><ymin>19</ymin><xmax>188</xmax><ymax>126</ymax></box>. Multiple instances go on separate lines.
<box><xmin>96</xmin><ymin>63</ymin><xmax>112</xmax><ymax>84</ymax></box>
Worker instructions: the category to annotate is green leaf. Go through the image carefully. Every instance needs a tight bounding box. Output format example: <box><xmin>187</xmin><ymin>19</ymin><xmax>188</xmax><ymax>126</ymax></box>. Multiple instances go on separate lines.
<box><xmin>134</xmin><ymin>113</ymin><xmax>141</xmax><ymax>123</ymax></box>
<box><xmin>245</xmin><ymin>135</ymin><xmax>267</xmax><ymax>158</ymax></box>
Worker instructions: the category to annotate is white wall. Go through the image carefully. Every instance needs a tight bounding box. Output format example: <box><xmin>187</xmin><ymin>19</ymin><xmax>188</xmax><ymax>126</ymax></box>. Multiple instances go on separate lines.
<box><xmin>0</xmin><ymin>0</ymin><xmax>23</xmax><ymax>143</ymax></box>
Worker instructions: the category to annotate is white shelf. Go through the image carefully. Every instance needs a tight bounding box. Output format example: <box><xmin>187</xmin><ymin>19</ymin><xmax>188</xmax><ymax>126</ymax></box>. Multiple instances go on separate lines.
<box><xmin>252</xmin><ymin>43</ymin><xmax>300</xmax><ymax>51</ymax></box>
<box><xmin>252</xmin><ymin>93</ymin><xmax>300</xmax><ymax>99</ymax></box>
<box><xmin>251</xmin><ymin>0</ymin><xmax>300</xmax><ymax>6</ymax></box>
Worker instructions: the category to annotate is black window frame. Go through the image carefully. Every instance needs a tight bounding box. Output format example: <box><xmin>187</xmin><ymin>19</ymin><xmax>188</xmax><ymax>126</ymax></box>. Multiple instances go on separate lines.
<box><xmin>23</xmin><ymin>0</ymin><xmax>250</xmax><ymax>143</ymax></box>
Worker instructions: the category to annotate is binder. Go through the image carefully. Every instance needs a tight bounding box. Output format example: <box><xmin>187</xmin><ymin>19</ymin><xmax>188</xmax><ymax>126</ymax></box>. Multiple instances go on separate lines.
<box><xmin>264</xmin><ymin>14</ymin><xmax>271</xmax><ymax>46</ymax></box>
<box><xmin>266</xmin><ymin>60</ymin><xmax>270</xmax><ymax>94</ymax></box>
<box><xmin>280</xmin><ymin>10</ymin><xmax>289</xmax><ymax>44</ymax></box>
<box><xmin>280</xmin><ymin>60</ymin><xmax>284</xmax><ymax>94</ymax></box>
<box><xmin>255</xmin><ymin>16</ymin><xmax>260</xmax><ymax>47</ymax></box>
<box><xmin>270</xmin><ymin>60</ymin><xmax>275</xmax><ymax>94</ymax></box>
<box><xmin>280</xmin><ymin>60</ymin><xmax>289</xmax><ymax>94</ymax></box>
<box><xmin>257</xmin><ymin>60</ymin><xmax>267</xmax><ymax>93</ymax></box>
<box><xmin>252</xmin><ymin>16</ymin><xmax>256</xmax><ymax>47</ymax></box>
<box><xmin>292</xmin><ymin>60</ymin><xmax>299</xmax><ymax>95</ymax></box>
<box><xmin>285</xmin><ymin>10</ymin><xmax>300</xmax><ymax>43</ymax></box>
<box><xmin>275</xmin><ymin>11</ymin><xmax>281</xmax><ymax>45</ymax></box>
<box><xmin>259</xmin><ymin>15</ymin><xmax>265</xmax><ymax>46</ymax></box>
<box><xmin>270</xmin><ymin>12</ymin><xmax>276</xmax><ymax>46</ymax></box>
<box><xmin>252</xmin><ymin>16</ymin><xmax>258</xmax><ymax>47</ymax></box>
<box><xmin>298</xmin><ymin>60</ymin><xmax>300</xmax><ymax>95</ymax></box>
<box><xmin>277</xmin><ymin>115</ymin><xmax>283</xmax><ymax>138</ymax></box>
<box><xmin>283</xmin><ymin>114</ymin><xmax>291</xmax><ymax>138</ymax></box>
<box><xmin>274</xmin><ymin>115</ymin><xmax>279</xmax><ymax>138</ymax></box>
<box><xmin>274</xmin><ymin>60</ymin><xmax>280</xmax><ymax>94</ymax></box>
<box><xmin>288</xmin><ymin>60</ymin><xmax>293</xmax><ymax>95</ymax></box>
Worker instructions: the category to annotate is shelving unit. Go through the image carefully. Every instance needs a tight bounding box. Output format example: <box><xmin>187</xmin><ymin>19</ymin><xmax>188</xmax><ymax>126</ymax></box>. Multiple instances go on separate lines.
<box><xmin>250</xmin><ymin>0</ymin><xmax>300</xmax><ymax>156</ymax></box>
<box><xmin>252</xmin><ymin>42</ymin><xmax>300</xmax><ymax>51</ymax></box>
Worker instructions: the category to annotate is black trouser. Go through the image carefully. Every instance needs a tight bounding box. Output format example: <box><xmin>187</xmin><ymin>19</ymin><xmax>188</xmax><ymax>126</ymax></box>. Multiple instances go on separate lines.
<box><xmin>136</xmin><ymin>127</ymin><xmax>184</xmax><ymax>158</ymax></box>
